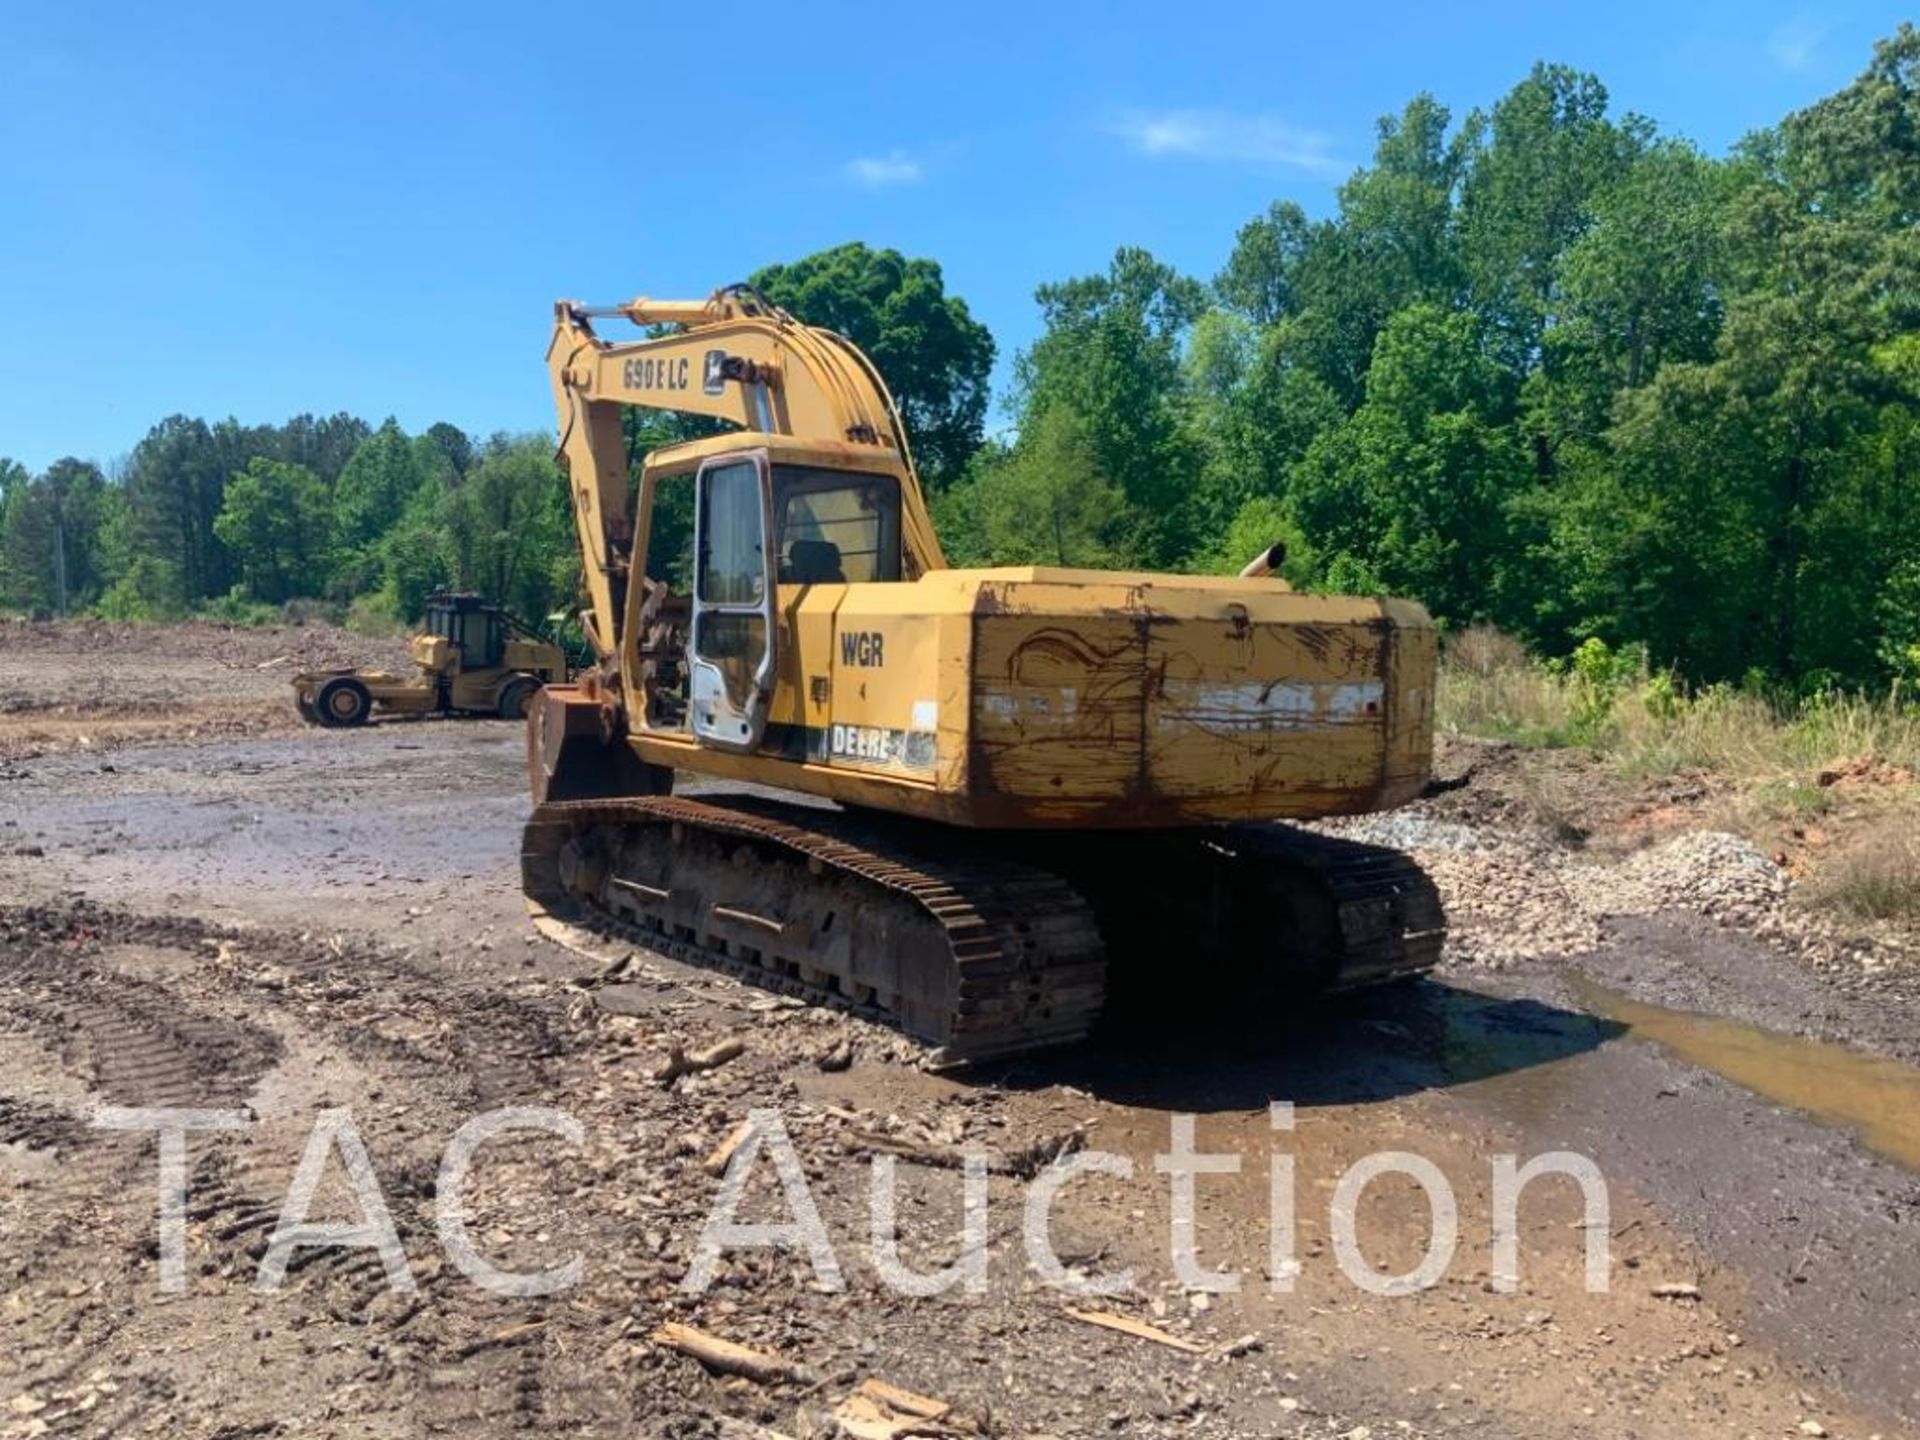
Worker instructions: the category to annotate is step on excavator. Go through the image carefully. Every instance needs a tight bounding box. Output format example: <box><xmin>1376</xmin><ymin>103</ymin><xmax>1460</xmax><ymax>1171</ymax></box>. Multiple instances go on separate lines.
<box><xmin>523</xmin><ymin>286</ymin><xmax>1445</xmax><ymax>1063</ymax></box>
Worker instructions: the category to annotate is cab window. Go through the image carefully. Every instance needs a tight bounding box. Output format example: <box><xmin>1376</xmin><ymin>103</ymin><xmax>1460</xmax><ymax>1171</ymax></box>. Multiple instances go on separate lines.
<box><xmin>696</xmin><ymin>461</ymin><xmax>766</xmax><ymax>605</ymax></box>
<box><xmin>774</xmin><ymin>468</ymin><xmax>901</xmax><ymax>585</ymax></box>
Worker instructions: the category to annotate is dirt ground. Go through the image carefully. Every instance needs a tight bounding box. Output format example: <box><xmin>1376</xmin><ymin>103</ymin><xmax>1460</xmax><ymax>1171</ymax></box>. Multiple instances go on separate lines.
<box><xmin>0</xmin><ymin>617</ymin><xmax>407</xmax><ymax>761</ymax></box>
<box><xmin>3</xmin><ymin>621</ymin><xmax>1919</xmax><ymax>1440</ymax></box>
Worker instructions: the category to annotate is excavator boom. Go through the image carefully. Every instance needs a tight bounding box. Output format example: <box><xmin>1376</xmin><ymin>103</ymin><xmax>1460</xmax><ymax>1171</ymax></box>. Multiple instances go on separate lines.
<box><xmin>547</xmin><ymin>289</ymin><xmax>943</xmax><ymax>661</ymax></box>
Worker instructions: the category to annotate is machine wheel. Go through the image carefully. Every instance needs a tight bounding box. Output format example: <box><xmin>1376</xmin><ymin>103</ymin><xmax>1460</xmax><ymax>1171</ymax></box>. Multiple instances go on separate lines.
<box><xmin>315</xmin><ymin>677</ymin><xmax>373</xmax><ymax>728</ymax></box>
<box><xmin>497</xmin><ymin>677</ymin><xmax>539</xmax><ymax>721</ymax></box>
<box><xmin>294</xmin><ymin>694</ymin><xmax>319</xmax><ymax>726</ymax></box>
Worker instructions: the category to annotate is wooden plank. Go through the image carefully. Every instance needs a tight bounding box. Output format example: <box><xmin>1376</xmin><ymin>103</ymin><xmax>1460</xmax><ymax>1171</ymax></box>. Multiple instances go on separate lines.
<box><xmin>1063</xmin><ymin>1308</ymin><xmax>1206</xmax><ymax>1354</ymax></box>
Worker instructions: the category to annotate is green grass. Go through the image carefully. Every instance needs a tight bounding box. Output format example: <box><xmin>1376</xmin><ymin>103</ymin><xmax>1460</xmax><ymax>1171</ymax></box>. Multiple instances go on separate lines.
<box><xmin>1438</xmin><ymin>626</ymin><xmax>1920</xmax><ymax>783</ymax></box>
<box><xmin>1801</xmin><ymin>814</ymin><xmax>1920</xmax><ymax>922</ymax></box>
<box><xmin>1439</xmin><ymin>630</ymin><xmax>1920</xmax><ymax>934</ymax></box>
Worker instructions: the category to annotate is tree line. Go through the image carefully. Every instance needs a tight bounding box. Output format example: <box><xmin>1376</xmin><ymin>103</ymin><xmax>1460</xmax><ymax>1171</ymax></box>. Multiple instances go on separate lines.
<box><xmin>2</xmin><ymin>27</ymin><xmax>1915</xmax><ymax>691</ymax></box>
<box><xmin>0</xmin><ymin>415</ymin><xmax>576</xmax><ymax>630</ymax></box>
<box><xmin>941</xmin><ymin>25</ymin><xmax>1920</xmax><ymax>693</ymax></box>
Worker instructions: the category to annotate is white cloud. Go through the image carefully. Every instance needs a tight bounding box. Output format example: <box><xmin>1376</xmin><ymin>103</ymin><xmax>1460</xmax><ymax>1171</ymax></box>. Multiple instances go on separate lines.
<box><xmin>1768</xmin><ymin>17</ymin><xmax>1824</xmax><ymax>71</ymax></box>
<box><xmin>844</xmin><ymin>150</ymin><xmax>922</xmax><ymax>188</ymax></box>
<box><xmin>1109</xmin><ymin>109</ymin><xmax>1344</xmax><ymax>174</ymax></box>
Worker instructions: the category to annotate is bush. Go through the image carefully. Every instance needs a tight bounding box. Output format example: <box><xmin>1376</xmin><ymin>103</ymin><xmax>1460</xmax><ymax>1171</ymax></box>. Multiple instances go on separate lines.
<box><xmin>94</xmin><ymin>556</ymin><xmax>183</xmax><ymax>621</ymax></box>
<box><xmin>198</xmin><ymin>587</ymin><xmax>281</xmax><ymax>628</ymax></box>
<box><xmin>345</xmin><ymin>590</ymin><xmax>406</xmax><ymax>637</ymax></box>
<box><xmin>1439</xmin><ymin>629</ymin><xmax>1920</xmax><ymax>778</ymax></box>
<box><xmin>1562</xmin><ymin>637</ymin><xmax>1647</xmax><ymax>742</ymax></box>
<box><xmin>280</xmin><ymin>597</ymin><xmax>341</xmax><ymax>627</ymax></box>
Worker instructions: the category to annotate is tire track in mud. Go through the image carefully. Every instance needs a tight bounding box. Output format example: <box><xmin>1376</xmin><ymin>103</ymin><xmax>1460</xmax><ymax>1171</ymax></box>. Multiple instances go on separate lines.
<box><xmin>0</xmin><ymin>906</ymin><xmax>285</xmax><ymax>1409</ymax></box>
<box><xmin>0</xmin><ymin>899</ymin><xmax>609</xmax><ymax>1431</ymax></box>
<box><xmin>0</xmin><ymin>1096</ymin><xmax>87</xmax><ymax>1154</ymax></box>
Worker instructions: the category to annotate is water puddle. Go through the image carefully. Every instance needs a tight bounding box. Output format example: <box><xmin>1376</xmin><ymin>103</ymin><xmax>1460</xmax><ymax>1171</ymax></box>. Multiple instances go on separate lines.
<box><xmin>1569</xmin><ymin>974</ymin><xmax>1920</xmax><ymax>1172</ymax></box>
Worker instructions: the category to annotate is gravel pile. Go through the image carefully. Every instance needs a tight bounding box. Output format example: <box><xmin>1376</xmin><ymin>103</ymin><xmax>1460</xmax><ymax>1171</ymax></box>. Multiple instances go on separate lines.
<box><xmin>1319</xmin><ymin>817</ymin><xmax>1898</xmax><ymax>974</ymax></box>
<box><xmin>1414</xmin><ymin>835</ymin><xmax>1602</xmax><ymax>968</ymax></box>
<box><xmin>1571</xmin><ymin>831</ymin><xmax>1790</xmax><ymax>925</ymax></box>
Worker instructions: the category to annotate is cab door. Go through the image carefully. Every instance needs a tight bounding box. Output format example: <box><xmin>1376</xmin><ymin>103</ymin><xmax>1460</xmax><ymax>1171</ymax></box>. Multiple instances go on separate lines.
<box><xmin>688</xmin><ymin>453</ymin><xmax>778</xmax><ymax>752</ymax></box>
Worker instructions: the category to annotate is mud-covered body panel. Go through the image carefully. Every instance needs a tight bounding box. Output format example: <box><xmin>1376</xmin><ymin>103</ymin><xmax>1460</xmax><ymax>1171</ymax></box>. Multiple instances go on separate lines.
<box><xmin>619</xmin><ymin>566</ymin><xmax>1436</xmax><ymax>829</ymax></box>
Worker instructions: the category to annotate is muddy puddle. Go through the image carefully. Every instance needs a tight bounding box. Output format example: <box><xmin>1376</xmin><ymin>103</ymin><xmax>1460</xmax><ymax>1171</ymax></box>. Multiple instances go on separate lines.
<box><xmin>1570</xmin><ymin>974</ymin><xmax>1920</xmax><ymax>1172</ymax></box>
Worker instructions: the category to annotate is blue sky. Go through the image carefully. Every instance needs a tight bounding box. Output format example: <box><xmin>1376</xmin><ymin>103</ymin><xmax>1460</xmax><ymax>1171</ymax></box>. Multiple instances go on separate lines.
<box><xmin>0</xmin><ymin>1</ymin><xmax>1905</xmax><ymax>472</ymax></box>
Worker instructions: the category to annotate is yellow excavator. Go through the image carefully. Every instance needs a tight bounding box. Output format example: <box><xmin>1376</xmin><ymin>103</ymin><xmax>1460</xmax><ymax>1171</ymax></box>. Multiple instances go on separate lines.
<box><xmin>524</xmin><ymin>285</ymin><xmax>1444</xmax><ymax>1062</ymax></box>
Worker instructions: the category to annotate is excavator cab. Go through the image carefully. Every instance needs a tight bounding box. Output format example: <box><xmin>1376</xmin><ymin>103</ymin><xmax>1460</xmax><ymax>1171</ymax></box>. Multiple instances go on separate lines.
<box><xmin>641</xmin><ymin>444</ymin><xmax>910</xmax><ymax>755</ymax></box>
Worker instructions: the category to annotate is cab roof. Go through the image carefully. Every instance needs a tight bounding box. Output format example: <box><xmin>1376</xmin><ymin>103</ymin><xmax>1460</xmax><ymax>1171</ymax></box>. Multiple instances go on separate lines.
<box><xmin>641</xmin><ymin>431</ymin><xmax>910</xmax><ymax>477</ymax></box>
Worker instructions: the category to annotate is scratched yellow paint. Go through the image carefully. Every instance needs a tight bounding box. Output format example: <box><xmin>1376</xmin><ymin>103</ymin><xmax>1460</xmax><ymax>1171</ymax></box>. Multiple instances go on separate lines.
<box><xmin>628</xmin><ymin>566</ymin><xmax>1433</xmax><ymax>828</ymax></box>
<box><xmin>959</xmin><ymin>572</ymin><xmax>1430</xmax><ymax>825</ymax></box>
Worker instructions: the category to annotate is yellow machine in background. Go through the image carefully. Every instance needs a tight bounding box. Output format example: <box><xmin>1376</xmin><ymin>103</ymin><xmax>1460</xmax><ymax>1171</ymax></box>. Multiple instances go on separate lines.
<box><xmin>525</xmin><ymin>286</ymin><xmax>1444</xmax><ymax>1062</ymax></box>
<box><xmin>294</xmin><ymin>591</ymin><xmax>567</xmax><ymax>727</ymax></box>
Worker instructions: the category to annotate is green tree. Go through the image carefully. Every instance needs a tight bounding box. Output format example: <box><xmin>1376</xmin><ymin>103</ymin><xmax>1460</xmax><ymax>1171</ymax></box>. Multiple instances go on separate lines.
<box><xmin>1517</xmin><ymin>139</ymin><xmax>1733</xmax><ymax>489</ymax></box>
<box><xmin>1774</xmin><ymin>23</ymin><xmax>1920</xmax><ymax>227</ymax></box>
<box><xmin>1291</xmin><ymin>304</ymin><xmax>1529</xmax><ymax>621</ymax></box>
<box><xmin>1</xmin><ymin>458</ymin><xmax>115</xmax><ymax>613</ymax></box>
<box><xmin>1015</xmin><ymin>248</ymin><xmax>1207</xmax><ymax>565</ymax></box>
<box><xmin>748</xmin><ymin>243</ymin><xmax>995</xmax><ymax>488</ymax></box>
<box><xmin>334</xmin><ymin>419</ymin><xmax>437</xmax><ymax>549</ymax></box>
<box><xmin>426</xmin><ymin>422</ymin><xmax>476</xmax><ymax>480</ymax></box>
<box><xmin>1457</xmin><ymin>64</ymin><xmax>1642</xmax><ymax>372</ymax></box>
<box><xmin>119</xmin><ymin>416</ymin><xmax>269</xmax><ymax>608</ymax></box>
<box><xmin>213</xmin><ymin>458</ymin><xmax>335</xmax><ymax>604</ymax></box>
<box><xmin>1185</xmin><ymin>315</ymin><xmax>1346</xmax><ymax>543</ymax></box>
<box><xmin>941</xmin><ymin>407</ymin><xmax>1137</xmax><ymax>568</ymax></box>
<box><xmin>275</xmin><ymin>413</ymin><xmax>372</xmax><ymax>486</ymax></box>
<box><xmin>1198</xmin><ymin>494</ymin><xmax>1316</xmax><ymax>583</ymax></box>
<box><xmin>1216</xmin><ymin>201</ymin><xmax>1313</xmax><ymax>324</ymax></box>
<box><xmin>378</xmin><ymin>476</ymin><xmax>453</xmax><ymax>622</ymax></box>
<box><xmin>440</xmin><ymin>436</ymin><xmax>573</xmax><ymax>620</ymax></box>
<box><xmin>1556</xmin><ymin>141</ymin><xmax>1729</xmax><ymax>391</ymax></box>
<box><xmin>1286</xmin><ymin>94</ymin><xmax>1467</xmax><ymax>404</ymax></box>
<box><xmin>0</xmin><ymin>458</ymin><xmax>26</xmax><ymax>601</ymax></box>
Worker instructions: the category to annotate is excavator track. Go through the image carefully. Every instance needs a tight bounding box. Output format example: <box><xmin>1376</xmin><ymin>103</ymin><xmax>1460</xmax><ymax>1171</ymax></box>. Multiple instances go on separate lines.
<box><xmin>524</xmin><ymin>793</ymin><xmax>1445</xmax><ymax>1065</ymax></box>
<box><xmin>1041</xmin><ymin>823</ymin><xmax>1446</xmax><ymax>1010</ymax></box>
<box><xmin>523</xmin><ymin>795</ymin><xmax>1109</xmax><ymax>1065</ymax></box>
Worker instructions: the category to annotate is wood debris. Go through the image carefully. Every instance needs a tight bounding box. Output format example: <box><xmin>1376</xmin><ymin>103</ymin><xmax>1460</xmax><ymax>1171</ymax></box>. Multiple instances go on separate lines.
<box><xmin>831</xmin><ymin>1377</ymin><xmax>973</xmax><ymax>1438</ymax></box>
<box><xmin>712</xmin><ymin>1418</ymin><xmax>800</xmax><ymax>1440</ymax></box>
<box><xmin>1651</xmin><ymin>1282</ymin><xmax>1703</xmax><ymax>1301</ymax></box>
<box><xmin>450</xmin><ymin>1318</ymin><xmax>548</xmax><ymax>1361</ymax></box>
<box><xmin>1063</xmin><ymin>1308</ymin><xmax>1207</xmax><ymax>1354</ymax></box>
<box><xmin>842</xmin><ymin>1126</ymin><xmax>1082</xmax><ymax>1179</ymax></box>
<box><xmin>655</xmin><ymin>1036</ymin><xmax>747</xmax><ymax>1088</ymax></box>
<box><xmin>649</xmin><ymin>1322</ymin><xmax>816</xmax><ymax>1386</ymax></box>
<box><xmin>703</xmin><ymin>1118</ymin><xmax>757</xmax><ymax>1176</ymax></box>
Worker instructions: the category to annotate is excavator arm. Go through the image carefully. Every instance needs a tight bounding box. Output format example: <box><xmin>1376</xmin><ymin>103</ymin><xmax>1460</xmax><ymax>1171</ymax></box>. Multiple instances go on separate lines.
<box><xmin>546</xmin><ymin>288</ymin><xmax>946</xmax><ymax>663</ymax></box>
